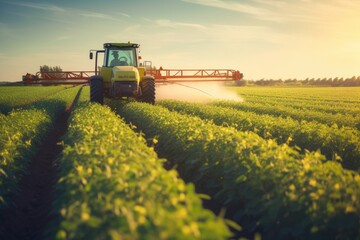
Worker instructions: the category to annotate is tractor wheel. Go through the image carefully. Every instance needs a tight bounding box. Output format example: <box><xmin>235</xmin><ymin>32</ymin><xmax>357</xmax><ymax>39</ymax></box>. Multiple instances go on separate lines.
<box><xmin>139</xmin><ymin>76</ymin><xmax>155</xmax><ymax>104</ymax></box>
<box><xmin>90</xmin><ymin>76</ymin><xmax>104</xmax><ymax>104</ymax></box>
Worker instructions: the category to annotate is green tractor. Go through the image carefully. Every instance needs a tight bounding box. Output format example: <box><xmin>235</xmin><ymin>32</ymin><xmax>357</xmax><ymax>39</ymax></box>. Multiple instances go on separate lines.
<box><xmin>89</xmin><ymin>43</ymin><xmax>155</xmax><ymax>104</ymax></box>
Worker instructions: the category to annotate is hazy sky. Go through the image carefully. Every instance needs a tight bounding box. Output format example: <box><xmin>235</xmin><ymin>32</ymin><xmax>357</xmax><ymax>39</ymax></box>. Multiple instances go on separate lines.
<box><xmin>0</xmin><ymin>0</ymin><xmax>359</xmax><ymax>81</ymax></box>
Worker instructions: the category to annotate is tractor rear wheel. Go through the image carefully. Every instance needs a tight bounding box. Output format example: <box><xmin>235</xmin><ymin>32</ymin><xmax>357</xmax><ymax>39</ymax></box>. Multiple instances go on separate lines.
<box><xmin>139</xmin><ymin>76</ymin><xmax>155</xmax><ymax>104</ymax></box>
<box><xmin>90</xmin><ymin>76</ymin><xmax>104</xmax><ymax>104</ymax></box>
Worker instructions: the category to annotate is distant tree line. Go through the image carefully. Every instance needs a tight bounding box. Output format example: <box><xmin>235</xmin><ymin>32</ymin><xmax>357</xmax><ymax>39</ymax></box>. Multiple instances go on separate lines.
<box><xmin>40</xmin><ymin>65</ymin><xmax>62</xmax><ymax>72</ymax></box>
<box><xmin>39</xmin><ymin>65</ymin><xmax>64</xmax><ymax>79</ymax></box>
<box><xmin>235</xmin><ymin>76</ymin><xmax>360</xmax><ymax>87</ymax></box>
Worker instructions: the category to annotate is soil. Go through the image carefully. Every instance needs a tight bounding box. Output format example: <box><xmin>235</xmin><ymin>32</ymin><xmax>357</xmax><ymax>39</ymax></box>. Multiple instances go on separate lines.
<box><xmin>0</xmin><ymin>88</ymin><xmax>81</xmax><ymax>240</ymax></box>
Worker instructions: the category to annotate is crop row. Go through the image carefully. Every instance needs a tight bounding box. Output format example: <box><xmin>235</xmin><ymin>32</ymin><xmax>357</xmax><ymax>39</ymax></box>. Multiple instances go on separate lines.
<box><xmin>0</xmin><ymin>109</ymin><xmax>51</xmax><ymax>208</ymax></box>
<box><xmin>243</xmin><ymin>97</ymin><xmax>360</xmax><ymax>116</ymax></box>
<box><xmin>232</xmin><ymin>87</ymin><xmax>360</xmax><ymax>104</ymax></box>
<box><xmin>117</xmin><ymin>102</ymin><xmax>360</xmax><ymax>240</ymax></box>
<box><xmin>0</xmin><ymin>86</ymin><xmax>81</xmax><ymax>208</ymax></box>
<box><xmin>158</xmin><ymin>100</ymin><xmax>360</xmax><ymax>171</ymax></box>
<box><xmin>51</xmin><ymin>101</ymin><xmax>230</xmax><ymax>240</ymax></box>
<box><xmin>239</xmin><ymin>92</ymin><xmax>359</xmax><ymax>103</ymax></box>
<box><xmin>0</xmin><ymin>86</ymin><xmax>68</xmax><ymax>114</ymax></box>
<box><xmin>242</xmin><ymin>93</ymin><xmax>360</xmax><ymax>105</ymax></box>
<box><xmin>211</xmin><ymin>100</ymin><xmax>360</xmax><ymax>130</ymax></box>
<box><xmin>77</xmin><ymin>86</ymin><xmax>90</xmax><ymax>104</ymax></box>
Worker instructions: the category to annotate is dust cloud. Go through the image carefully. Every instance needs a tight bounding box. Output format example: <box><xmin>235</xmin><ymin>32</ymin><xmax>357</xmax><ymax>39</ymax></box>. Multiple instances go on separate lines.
<box><xmin>156</xmin><ymin>82</ymin><xmax>243</xmax><ymax>102</ymax></box>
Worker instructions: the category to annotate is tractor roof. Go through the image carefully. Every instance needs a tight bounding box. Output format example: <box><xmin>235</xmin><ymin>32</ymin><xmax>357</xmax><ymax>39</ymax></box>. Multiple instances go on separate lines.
<box><xmin>104</xmin><ymin>43</ymin><xmax>139</xmax><ymax>48</ymax></box>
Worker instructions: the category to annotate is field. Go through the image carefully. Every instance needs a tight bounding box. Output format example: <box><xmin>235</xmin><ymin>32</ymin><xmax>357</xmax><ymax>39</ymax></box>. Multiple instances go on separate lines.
<box><xmin>0</xmin><ymin>85</ymin><xmax>359</xmax><ymax>240</ymax></box>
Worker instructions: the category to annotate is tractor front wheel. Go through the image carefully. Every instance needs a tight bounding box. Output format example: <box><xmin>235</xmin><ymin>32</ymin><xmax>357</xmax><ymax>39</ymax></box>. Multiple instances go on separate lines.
<box><xmin>90</xmin><ymin>76</ymin><xmax>104</xmax><ymax>104</ymax></box>
<box><xmin>139</xmin><ymin>76</ymin><xmax>155</xmax><ymax>104</ymax></box>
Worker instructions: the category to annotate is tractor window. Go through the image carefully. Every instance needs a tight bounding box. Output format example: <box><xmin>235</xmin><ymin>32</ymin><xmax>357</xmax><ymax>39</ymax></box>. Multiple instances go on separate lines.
<box><xmin>107</xmin><ymin>48</ymin><xmax>136</xmax><ymax>67</ymax></box>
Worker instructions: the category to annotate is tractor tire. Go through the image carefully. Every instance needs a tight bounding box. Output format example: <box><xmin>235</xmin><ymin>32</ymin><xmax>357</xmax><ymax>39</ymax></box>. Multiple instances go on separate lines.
<box><xmin>90</xmin><ymin>76</ymin><xmax>104</xmax><ymax>104</ymax></box>
<box><xmin>139</xmin><ymin>76</ymin><xmax>155</xmax><ymax>104</ymax></box>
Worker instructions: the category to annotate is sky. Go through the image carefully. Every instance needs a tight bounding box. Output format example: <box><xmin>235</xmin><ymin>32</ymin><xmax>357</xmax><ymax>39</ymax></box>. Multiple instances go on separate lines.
<box><xmin>0</xmin><ymin>0</ymin><xmax>359</xmax><ymax>81</ymax></box>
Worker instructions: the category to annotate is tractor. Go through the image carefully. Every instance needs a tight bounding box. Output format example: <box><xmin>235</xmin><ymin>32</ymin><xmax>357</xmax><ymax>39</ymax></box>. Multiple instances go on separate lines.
<box><xmin>89</xmin><ymin>43</ymin><xmax>155</xmax><ymax>104</ymax></box>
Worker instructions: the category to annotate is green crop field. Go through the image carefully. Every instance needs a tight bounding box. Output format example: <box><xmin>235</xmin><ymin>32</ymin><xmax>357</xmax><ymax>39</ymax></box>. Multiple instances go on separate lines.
<box><xmin>0</xmin><ymin>85</ymin><xmax>359</xmax><ymax>240</ymax></box>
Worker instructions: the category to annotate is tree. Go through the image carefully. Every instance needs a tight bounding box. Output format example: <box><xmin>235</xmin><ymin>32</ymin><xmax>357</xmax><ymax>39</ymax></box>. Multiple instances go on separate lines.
<box><xmin>40</xmin><ymin>65</ymin><xmax>62</xmax><ymax>72</ymax></box>
<box><xmin>40</xmin><ymin>65</ymin><xmax>63</xmax><ymax>78</ymax></box>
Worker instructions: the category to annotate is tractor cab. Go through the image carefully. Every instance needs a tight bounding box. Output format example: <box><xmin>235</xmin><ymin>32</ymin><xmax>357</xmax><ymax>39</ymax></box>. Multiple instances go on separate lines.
<box><xmin>102</xmin><ymin>43</ymin><xmax>139</xmax><ymax>68</ymax></box>
<box><xmin>89</xmin><ymin>42</ymin><xmax>155</xmax><ymax>104</ymax></box>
